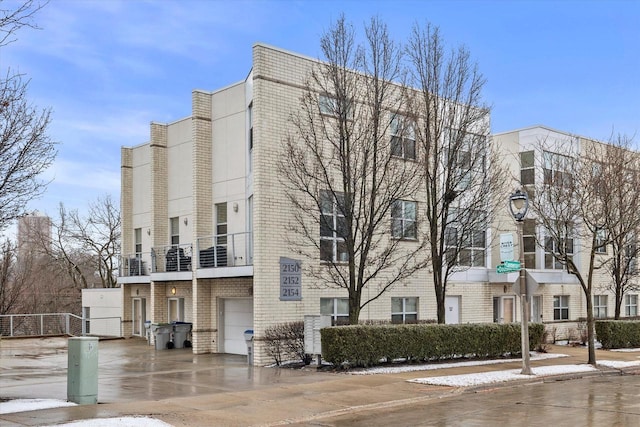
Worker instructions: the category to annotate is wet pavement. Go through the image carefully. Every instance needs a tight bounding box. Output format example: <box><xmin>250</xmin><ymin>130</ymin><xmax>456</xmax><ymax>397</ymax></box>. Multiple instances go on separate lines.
<box><xmin>1</xmin><ymin>337</ymin><xmax>639</xmax><ymax>426</ymax></box>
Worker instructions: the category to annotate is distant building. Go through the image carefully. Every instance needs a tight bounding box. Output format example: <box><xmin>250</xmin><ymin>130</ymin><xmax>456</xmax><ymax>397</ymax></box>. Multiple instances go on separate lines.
<box><xmin>17</xmin><ymin>211</ymin><xmax>51</xmax><ymax>259</ymax></box>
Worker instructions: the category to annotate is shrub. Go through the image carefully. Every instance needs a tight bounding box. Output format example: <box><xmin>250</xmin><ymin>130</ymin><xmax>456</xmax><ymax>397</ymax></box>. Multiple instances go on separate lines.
<box><xmin>263</xmin><ymin>321</ymin><xmax>308</xmax><ymax>366</ymax></box>
<box><xmin>595</xmin><ymin>320</ymin><xmax>640</xmax><ymax>349</ymax></box>
<box><xmin>321</xmin><ymin>322</ymin><xmax>544</xmax><ymax>368</ymax></box>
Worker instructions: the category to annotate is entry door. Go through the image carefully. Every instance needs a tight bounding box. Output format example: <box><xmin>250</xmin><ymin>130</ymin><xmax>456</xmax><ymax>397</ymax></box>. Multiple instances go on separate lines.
<box><xmin>221</xmin><ymin>298</ymin><xmax>253</xmax><ymax>355</ymax></box>
<box><xmin>445</xmin><ymin>296</ymin><xmax>461</xmax><ymax>324</ymax></box>
<box><xmin>502</xmin><ymin>296</ymin><xmax>515</xmax><ymax>323</ymax></box>
<box><xmin>132</xmin><ymin>298</ymin><xmax>146</xmax><ymax>336</ymax></box>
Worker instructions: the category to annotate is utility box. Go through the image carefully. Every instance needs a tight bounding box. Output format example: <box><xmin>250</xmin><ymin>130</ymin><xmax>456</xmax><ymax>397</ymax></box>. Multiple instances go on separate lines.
<box><xmin>67</xmin><ymin>336</ymin><xmax>99</xmax><ymax>404</ymax></box>
<box><xmin>304</xmin><ymin>315</ymin><xmax>331</xmax><ymax>355</ymax></box>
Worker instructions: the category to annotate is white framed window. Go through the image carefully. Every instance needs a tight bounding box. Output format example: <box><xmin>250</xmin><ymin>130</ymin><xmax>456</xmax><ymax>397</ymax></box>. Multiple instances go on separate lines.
<box><xmin>544</xmin><ymin>227</ymin><xmax>574</xmax><ymax>270</ymax></box>
<box><xmin>170</xmin><ymin>217</ymin><xmax>179</xmax><ymax>246</ymax></box>
<box><xmin>320</xmin><ymin>297</ymin><xmax>349</xmax><ymax>325</ymax></box>
<box><xmin>391</xmin><ymin>297</ymin><xmax>418</xmax><ymax>324</ymax></box>
<box><xmin>523</xmin><ymin>219</ymin><xmax>537</xmax><ymax>269</ymax></box>
<box><xmin>625</xmin><ymin>233</ymin><xmax>637</xmax><ymax>274</ymax></box>
<box><xmin>319</xmin><ymin>95</ymin><xmax>337</xmax><ymax>116</ymax></box>
<box><xmin>134</xmin><ymin>228</ymin><xmax>142</xmax><ymax>255</ymax></box>
<box><xmin>320</xmin><ymin>190</ymin><xmax>348</xmax><ymax>263</ymax></box>
<box><xmin>216</xmin><ymin>203</ymin><xmax>228</xmax><ymax>245</ymax></box>
<box><xmin>168</xmin><ymin>297</ymin><xmax>184</xmax><ymax>323</ymax></box>
<box><xmin>594</xmin><ymin>295</ymin><xmax>608</xmax><ymax>318</ymax></box>
<box><xmin>445</xmin><ymin>223</ymin><xmax>486</xmax><ymax>267</ymax></box>
<box><xmin>595</xmin><ymin>229</ymin><xmax>607</xmax><ymax>254</ymax></box>
<box><xmin>390</xmin><ymin>114</ymin><xmax>416</xmax><ymax>160</ymax></box>
<box><xmin>391</xmin><ymin>200</ymin><xmax>417</xmax><ymax>239</ymax></box>
<box><xmin>553</xmin><ymin>295</ymin><xmax>569</xmax><ymax>320</ymax></box>
<box><xmin>248</xmin><ymin>103</ymin><xmax>253</xmax><ymax>173</ymax></box>
<box><xmin>531</xmin><ymin>295</ymin><xmax>542</xmax><ymax>323</ymax></box>
<box><xmin>520</xmin><ymin>151</ymin><xmax>535</xmax><ymax>185</ymax></box>
<box><xmin>543</xmin><ymin>150</ymin><xmax>573</xmax><ymax>186</ymax></box>
<box><xmin>625</xmin><ymin>294</ymin><xmax>638</xmax><ymax>317</ymax></box>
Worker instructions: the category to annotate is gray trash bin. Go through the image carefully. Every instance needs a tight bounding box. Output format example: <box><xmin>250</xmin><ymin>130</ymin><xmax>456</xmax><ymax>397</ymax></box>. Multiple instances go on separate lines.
<box><xmin>151</xmin><ymin>324</ymin><xmax>172</xmax><ymax>350</ymax></box>
<box><xmin>244</xmin><ymin>329</ymin><xmax>254</xmax><ymax>365</ymax></box>
<box><xmin>172</xmin><ymin>322</ymin><xmax>192</xmax><ymax>349</ymax></box>
<box><xmin>144</xmin><ymin>321</ymin><xmax>152</xmax><ymax>345</ymax></box>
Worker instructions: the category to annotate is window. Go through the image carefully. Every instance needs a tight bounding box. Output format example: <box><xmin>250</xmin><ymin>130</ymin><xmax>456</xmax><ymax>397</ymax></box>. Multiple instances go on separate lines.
<box><xmin>319</xmin><ymin>95</ymin><xmax>337</xmax><ymax>116</ymax></box>
<box><xmin>531</xmin><ymin>295</ymin><xmax>542</xmax><ymax>323</ymax></box>
<box><xmin>625</xmin><ymin>294</ymin><xmax>638</xmax><ymax>317</ymax></box>
<box><xmin>320</xmin><ymin>191</ymin><xmax>348</xmax><ymax>262</ymax></box>
<box><xmin>216</xmin><ymin>203</ymin><xmax>227</xmax><ymax>245</ymax></box>
<box><xmin>390</xmin><ymin>114</ymin><xmax>416</xmax><ymax>160</ymax></box>
<box><xmin>553</xmin><ymin>295</ymin><xmax>569</xmax><ymax>320</ymax></box>
<box><xmin>445</xmin><ymin>210</ymin><xmax>486</xmax><ymax>267</ymax></box>
<box><xmin>543</xmin><ymin>151</ymin><xmax>573</xmax><ymax>186</ymax></box>
<box><xmin>520</xmin><ymin>151</ymin><xmax>535</xmax><ymax>185</ymax></box>
<box><xmin>595</xmin><ymin>229</ymin><xmax>607</xmax><ymax>254</ymax></box>
<box><xmin>391</xmin><ymin>297</ymin><xmax>418</xmax><ymax>324</ymax></box>
<box><xmin>391</xmin><ymin>200</ymin><xmax>416</xmax><ymax>239</ymax></box>
<box><xmin>134</xmin><ymin>228</ymin><xmax>142</xmax><ymax>255</ymax></box>
<box><xmin>523</xmin><ymin>219</ymin><xmax>537</xmax><ymax>269</ymax></box>
<box><xmin>443</xmin><ymin>130</ymin><xmax>486</xmax><ymax>191</ymax></box>
<box><xmin>170</xmin><ymin>217</ymin><xmax>179</xmax><ymax>246</ymax></box>
<box><xmin>625</xmin><ymin>233</ymin><xmax>637</xmax><ymax>274</ymax></box>
<box><xmin>248</xmin><ymin>103</ymin><xmax>253</xmax><ymax>173</ymax></box>
<box><xmin>544</xmin><ymin>223</ymin><xmax>574</xmax><ymax>270</ymax></box>
<box><xmin>320</xmin><ymin>298</ymin><xmax>349</xmax><ymax>325</ymax></box>
<box><xmin>593</xmin><ymin>295</ymin><xmax>608</xmax><ymax>318</ymax></box>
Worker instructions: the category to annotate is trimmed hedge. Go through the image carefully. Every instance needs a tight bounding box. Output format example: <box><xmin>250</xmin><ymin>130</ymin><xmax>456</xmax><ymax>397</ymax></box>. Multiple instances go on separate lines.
<box><xmin>321</xmin><ymin>323</ymin><xmax>544</xmax><ymax>368</ymax></box>
<box><xmin>595</xmin><ymin>320</ymin><xmax>640</xmax><ymax>349</ymax></box>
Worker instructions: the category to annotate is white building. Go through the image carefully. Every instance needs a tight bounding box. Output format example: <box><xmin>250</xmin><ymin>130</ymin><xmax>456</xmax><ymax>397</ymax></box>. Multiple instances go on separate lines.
<box><xmin>118</xmin><ymin>44</ymin><xmax>638</xmax><ymax>364</ymax></box>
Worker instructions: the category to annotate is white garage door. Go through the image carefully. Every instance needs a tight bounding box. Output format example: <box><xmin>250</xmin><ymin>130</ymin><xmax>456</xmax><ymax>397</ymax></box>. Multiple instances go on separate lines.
<box><xmin>223</xmin><ymin>298</ymin><xmax>254</xmax><ymax>355</ymax></box>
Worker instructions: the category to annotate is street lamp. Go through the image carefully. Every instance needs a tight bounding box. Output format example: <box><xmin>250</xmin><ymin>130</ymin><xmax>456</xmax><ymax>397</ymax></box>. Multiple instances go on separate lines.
<box><xmin>509</xmin><ymin>189</ymin><xmax>532</xmax><ymax>375</ymax></box>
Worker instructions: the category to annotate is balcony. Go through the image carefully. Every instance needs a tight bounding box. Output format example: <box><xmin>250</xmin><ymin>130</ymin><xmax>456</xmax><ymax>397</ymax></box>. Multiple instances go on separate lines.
<box><xmin>118</xmin><ymin>252</ymin><xmax>152</xmax><ymax>284</ymax></box>
<box><xmin>119</xmin><ymin>232</ymin><xmax>253</xmax><ymax>282</ymax></box>
<box><xmin>152</xmin><ymin>244</ymin><xmax>193</xmax><ymax>273</ymax></box>
<box><xmin>195</xmin><ymin>232</ymin><xmax>253</xmax><ymax>278</ymax></box>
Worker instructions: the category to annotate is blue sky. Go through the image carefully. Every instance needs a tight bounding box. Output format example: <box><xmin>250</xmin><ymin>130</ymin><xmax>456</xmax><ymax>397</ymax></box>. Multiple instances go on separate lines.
<box><xmin>2</xmin><ymin>0</ymin><xmax>639</xmax><ymax>220</ymax></box>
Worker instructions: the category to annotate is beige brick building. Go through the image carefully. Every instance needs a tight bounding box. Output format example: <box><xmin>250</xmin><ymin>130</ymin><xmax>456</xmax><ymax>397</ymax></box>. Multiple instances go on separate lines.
<box><xmin>118</xmin><ymin>44</ymin><xmax>638</xmax><ymax>364</ymax></box>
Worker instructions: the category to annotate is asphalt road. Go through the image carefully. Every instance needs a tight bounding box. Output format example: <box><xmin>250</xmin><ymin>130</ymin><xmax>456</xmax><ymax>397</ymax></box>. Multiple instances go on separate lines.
<box><xmin>297</xmin><ymin>374</ymin><xmax>640</xmax><ymax>426</ymax></box>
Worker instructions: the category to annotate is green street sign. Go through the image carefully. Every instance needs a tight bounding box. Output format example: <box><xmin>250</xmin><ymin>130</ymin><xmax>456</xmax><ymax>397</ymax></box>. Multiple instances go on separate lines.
<box><xmin>496</xmin><ymin>264</ymin><xmax>520</xmax><ymax>274</ymax></box>
<box><xmin>503</xmin><ymin>260</ymin><xmax>521</xmax><ymax>269</ymax></box>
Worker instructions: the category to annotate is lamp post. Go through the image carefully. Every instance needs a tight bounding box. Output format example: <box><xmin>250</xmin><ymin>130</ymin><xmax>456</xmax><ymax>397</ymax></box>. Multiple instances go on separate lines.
<box><xmin>509</xmin><ymin>189</ymin><xmax>532</xmax><ymax>375</ymax></box>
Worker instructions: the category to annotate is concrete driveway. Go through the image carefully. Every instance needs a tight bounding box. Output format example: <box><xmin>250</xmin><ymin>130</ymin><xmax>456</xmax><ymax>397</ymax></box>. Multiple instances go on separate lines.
<box><xmin>0</xmin><ymin>337</ymin><xmax>335</xmax><ymax>403</ymax></box>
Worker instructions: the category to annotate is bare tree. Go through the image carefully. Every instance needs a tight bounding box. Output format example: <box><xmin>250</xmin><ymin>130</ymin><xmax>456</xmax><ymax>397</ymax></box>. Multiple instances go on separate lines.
<box><xmin>29</xmin><ymin>195</ymin><xmax>121</xmax><ymax>289</ymax></box>
<box><xmin>279</xmin><ymin>16</ymin><xmax>426</xmax><ymax>324</ymax></box>
<box><xmin>590</xmin><ymin>135</ymin><xmax>640</xmax><ymax>319</ymax></box>
<box><xmin>523</xmin><ymin>135</ymin><xmax>640</xmax><ymax>365</ymax></box>
<box><xmin>68</xmin><ymin>195</ymin><xmax>121</xmax><ymax>288</ymax></box>
<box><xmin>406</xmin><ymin>23</ymin><xmax>504</xmax><ymax>323</ymax></box>
<box><xmin>0</xmin><ymin>240</ymin><xmax>24</xmax><ymax>315</ymax></box>
<box><xmin>0</xmin><ymin>0</ymin><xmax>56</xmax><ymax>232</ymax></box>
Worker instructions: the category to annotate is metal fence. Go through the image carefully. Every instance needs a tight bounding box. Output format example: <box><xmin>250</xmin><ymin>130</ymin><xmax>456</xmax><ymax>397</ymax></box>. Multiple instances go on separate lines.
<box><xmin>0</xmin><ymin>313</ymin><xmax>85</xmax><ymax>337</ymax></box>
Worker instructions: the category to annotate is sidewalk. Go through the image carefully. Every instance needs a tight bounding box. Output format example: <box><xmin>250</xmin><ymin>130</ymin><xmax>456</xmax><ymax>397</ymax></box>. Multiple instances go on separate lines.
<box><xmin>1</xmin><ymin>340</ymin><xmax>639</xmax><ymax>427</ymax></box>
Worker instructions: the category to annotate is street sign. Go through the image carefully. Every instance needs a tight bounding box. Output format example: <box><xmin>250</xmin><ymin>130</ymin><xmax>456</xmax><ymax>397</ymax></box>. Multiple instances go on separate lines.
<box><xmin>496</xmin><ymin>264</ymin><xmax>520</xmax><ymax>274</ymax></box>
<box><xmin>496</xmin><ymin>260</ymin><xmax>521</xmax><ymax>274</ymax></box>
<box><xmin>503</xmin><ymin>260</ymin><xmax>521</xmax><ymax>269</ymax></box>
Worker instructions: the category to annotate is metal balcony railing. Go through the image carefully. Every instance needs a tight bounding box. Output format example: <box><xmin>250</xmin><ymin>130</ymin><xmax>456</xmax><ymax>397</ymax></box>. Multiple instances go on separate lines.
<box><xmin>120</xmin><ymin>252</ymin><xmax>152</xmax><ymax>277</ymax></box>
<box><xmin>196</xmin><ymin>232</ymin><xmax>252</xmax><ymax>268</ymax></box>
<box><xmin>151</xmin><ymin>244</ymin><xmax>193</xmax><ymax>273</ymax></box>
